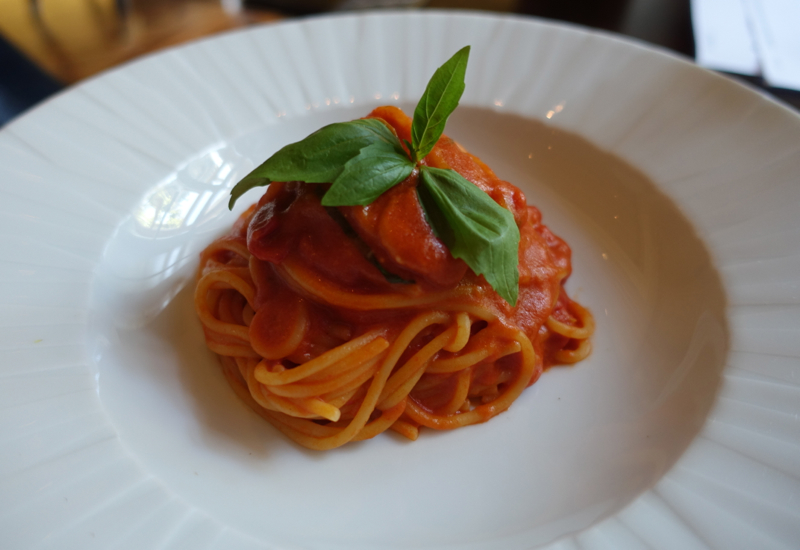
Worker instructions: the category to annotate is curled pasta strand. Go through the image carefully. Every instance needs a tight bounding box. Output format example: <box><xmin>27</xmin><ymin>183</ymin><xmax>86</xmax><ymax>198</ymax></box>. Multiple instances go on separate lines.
<box><xmin>554</xmin><ymin>338</ymin><xmax>592</xmax><ymax>364</ymax></box>
<box><xmin>195</xmin><ymin>270</ymin><xmax>256</xmax><ymax>342</ymax></box>
<box><xmin>437</xmin><ymin>368</ymin><xmax>472</xmax><ymax>415</ymax></box>
<box><xmin>265</xmin><ymin>353</ymin><xmax>384</xmax><ymax>398</ymax></box>
<box><xmin>443</xmin><ymin>312</ymin><xmax>471</xmax><ymax>352</ymax></box>
<box><xmin>378</xmin><ymin>324</ymin><xmax>458</xmax><ymax>410</ymax></box>
<box><xmin>254</xmin><ymin>331</ymin><xmax>388</xmax><ymax>386</ymax></box>
<box><xmin>279</xmin><ymin>260</ymin><xmax>475</xmax><ymax>312</ymax></box>
<box><xmin>427</xmin><ymin>348</ymin><xmax>492</xmax><ymax>374</ymax></box>
<box><xmin>388</xmin><ymin>418</ymin><xmax>419</xmax><ymax>441</ymax></box>
<box><xmin>546</xmin><ymin>301</ymin><xmax>594</xmax><ymax>340</ymax></box>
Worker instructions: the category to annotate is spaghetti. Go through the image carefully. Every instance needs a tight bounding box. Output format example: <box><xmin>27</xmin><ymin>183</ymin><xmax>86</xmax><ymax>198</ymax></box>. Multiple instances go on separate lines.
<box><xmin>196</xmin><ymin>106</ymin><xmax>593</xmax><ymax>450</ymax></box>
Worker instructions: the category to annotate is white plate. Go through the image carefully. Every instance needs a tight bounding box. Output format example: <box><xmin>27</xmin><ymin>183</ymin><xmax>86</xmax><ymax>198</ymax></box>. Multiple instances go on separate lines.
<box><xmin>1</xmin><ymin>10</ymin><xmax>799</xmax><ymax>550</ymax></box>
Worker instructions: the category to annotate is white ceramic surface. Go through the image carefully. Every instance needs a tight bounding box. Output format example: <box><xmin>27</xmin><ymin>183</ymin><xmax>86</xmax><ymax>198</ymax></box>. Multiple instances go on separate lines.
<box><xmin>1</xmin><ymin>10</ymin><xmax>798</xmax><ymax>550</ymax></box>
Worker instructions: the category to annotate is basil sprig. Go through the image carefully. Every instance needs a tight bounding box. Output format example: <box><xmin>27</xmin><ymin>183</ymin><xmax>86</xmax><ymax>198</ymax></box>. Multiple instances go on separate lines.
<box><xmin>228</xmin><ymin>45</ymin><xmax>521</xmax><ymax>305</ymax></box>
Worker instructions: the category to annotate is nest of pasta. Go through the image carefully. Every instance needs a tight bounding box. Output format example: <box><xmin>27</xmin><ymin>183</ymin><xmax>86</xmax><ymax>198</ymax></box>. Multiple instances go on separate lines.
<box><xmin>196</xmin><ymin>106</ymin><xmax>593</xmax><ymax>450</ymax></box>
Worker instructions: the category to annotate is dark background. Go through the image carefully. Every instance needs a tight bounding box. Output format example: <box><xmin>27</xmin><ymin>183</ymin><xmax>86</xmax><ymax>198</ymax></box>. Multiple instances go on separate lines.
<box><xmin>1</xmin><ymin>0</ymin><xmax>797</xmax><ymax>126</ymax></box>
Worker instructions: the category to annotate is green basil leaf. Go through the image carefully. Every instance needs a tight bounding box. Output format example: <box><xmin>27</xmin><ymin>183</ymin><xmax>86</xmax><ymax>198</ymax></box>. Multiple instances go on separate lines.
<box><xmin>228</xmin><ymin>118</ymin><xmax>402</xmax><ymax>209</ymax></box>
<box><xmin>322</xmin><ymin>143</ymin><xmax>414</xmax><ymax>206</ymax></box>
<box><xmin>411</xmin><ymin>46</ymin><xmax>470</xmax><ymax>162</ymax></box>
<box><xmin>228</xmin><ymin>174</ymin><xmax>271</xmax><ymax>210</ymax></box>
<box><xmin>418</xmin><ymin>166</ymin><xmax>519</xmax><ymax>305</ymax></box>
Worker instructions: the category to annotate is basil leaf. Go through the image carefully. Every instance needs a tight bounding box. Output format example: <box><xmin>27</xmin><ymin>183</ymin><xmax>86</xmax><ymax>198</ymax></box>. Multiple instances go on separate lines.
<box><xmin>411</xmin><ymin>46</ymin><xmax>470</xmax><ymax>162</ymax></box>
<box><xmin>418</xmin><ymin>166</ymin><xmax>519</xmax><ymax>305</ymax></box>
<box><xmin>322</xmin><ymin>143</ymin><xmax>414</xmax><ymax>206</ymax></box>
<box><xmin>228</xmin><ymin>118</ymin><xmax>402</xmax><ymax>209</ymax></box>
<box><xmin>228</xmin><ymin>173</ymin><xmax>271</xmax><ymax>210</ymax></box>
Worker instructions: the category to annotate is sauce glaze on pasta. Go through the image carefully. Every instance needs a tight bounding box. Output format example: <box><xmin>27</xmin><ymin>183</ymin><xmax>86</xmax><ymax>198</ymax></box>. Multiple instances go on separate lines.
<box><xmin>196</xmin><ymin>106</ymin><xmax>593</xmax><ymax>450</ymax></box>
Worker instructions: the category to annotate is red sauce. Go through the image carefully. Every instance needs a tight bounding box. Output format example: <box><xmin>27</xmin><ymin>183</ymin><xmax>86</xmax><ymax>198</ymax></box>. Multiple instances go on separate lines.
<box><xmin>243</xmin><ymin>106</ymin><xmax>573</xmax><ymax>372</ymax></box>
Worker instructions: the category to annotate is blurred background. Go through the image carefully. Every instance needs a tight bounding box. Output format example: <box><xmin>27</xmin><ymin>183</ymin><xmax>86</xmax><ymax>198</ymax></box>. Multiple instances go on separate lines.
<box><xmin>0</xmin><ymin>0</ymin><xmax>797</xmax><ymax>126</ymax></box>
